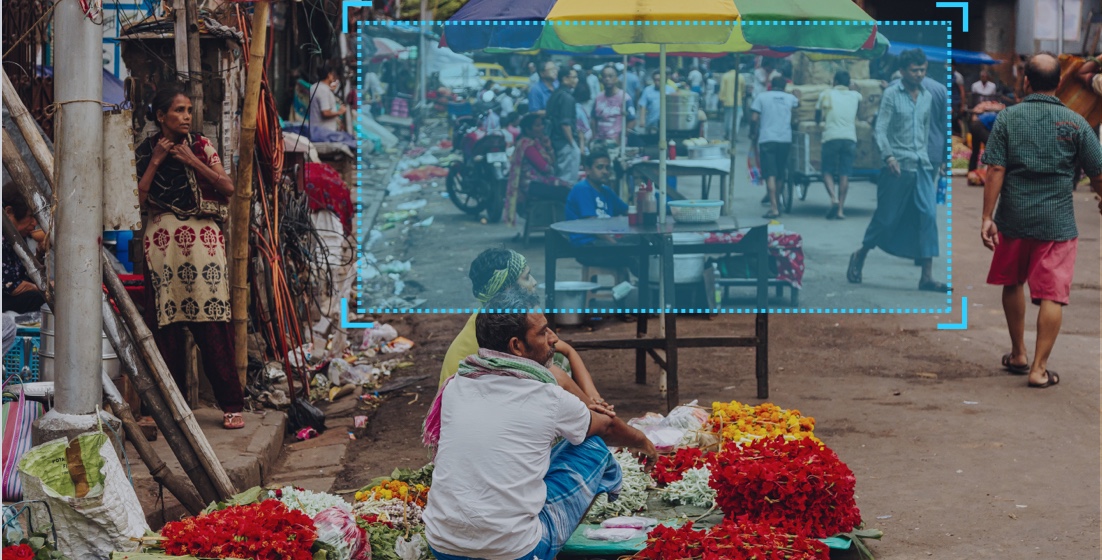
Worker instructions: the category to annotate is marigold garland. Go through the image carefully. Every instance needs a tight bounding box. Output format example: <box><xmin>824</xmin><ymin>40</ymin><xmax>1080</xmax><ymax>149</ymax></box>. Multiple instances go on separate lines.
<box><xmin>710</xmin><ymin>401</ymin><xmax>817</xmax><ymax>444</ymax></box>
<box><xmin>160</xmin><ymin>500</ymin><xmax>317</xmax><ymax>560</ymax></box>
<box><xmin>632</xmin><ymin>517</ymin><xmax>829</xmax><ymax>560</ymax></box>
<box><xmin>355</xmin><ymin>479</ymin><xmax>429</xmax><ymax>507</ymax></box>
<box><xmin>706</xmin><ymin>436</ymin><xmax>862</xmax><ymax>538</ymax></box>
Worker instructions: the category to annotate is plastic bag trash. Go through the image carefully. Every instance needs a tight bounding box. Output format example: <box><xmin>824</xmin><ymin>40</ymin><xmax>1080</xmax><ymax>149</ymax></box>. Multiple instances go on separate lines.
<box><xmin>392</xmin><ymin>278</ymin><xmax>405</xmax><ymax>296</ymax></box>
<box><xmin>395</xmin><ymin>533</ymin><xmax>426</xmax><ymax>560</ymax></box>
<box><xmin>378</xmin><ymin>260</ymin><xmax>412</xmax><ymax>274</ymax></box>
<box><xmin>287</xmin><ymin>343</ymin><xmax>313</xmax><ymax>369</ymax></box>
<box><xmin>314</xmin><ymin>506</ymin><xmax>372</xmax><ymax>560</ymax></box>
<box><xmin>396</xmin><ymin>199</ymin><xmax>428</xmax><ymax>211</ymax></box>
<box><xmin>644</xmin><ymin>428</ymin><xmax>685</xmax><ymax>452</ymax></box>
<box><xmin>328</xmin><ymin>358</ymin><xmax>353</xmax><ymax>387</ymax></box>
<box><xmin>265</xmin><ymin>362</ymin><xmax>286</xmax><ymax>381</ymax></box>
<box><xmin>415</xmin><ymin>216</ymin><xmax>434</xmax><ymax>227</ymax></box>
<box><xmin>341</xmin><ymin>364</ymin><xmax>374</xmax><ymax>386</ymax></box>
<box><xmin>382</xmin><ymin>336</ymin><xmax>414</xmax><ymax>354</ymax></box>
<box><xmin>362</xmin><ymin>324</ymin><xmax>399</xmax><ymax>349</ymax></box>
<box><xmin>18</xmin><ymin>432</ymin><xmax>149</xmax><ymax>558</ymax></box>
<box><xmin>288</xmin><ymin>399</ymin><xmax>327</xmax><ymax>434</ymax></box>
<box><xmin>583</xmin><ymin>527</ymin><xmax>643</xmax><ymax>542</ymax></box>
<box><xmin>364</xmin><ymin>229</ymin><xmax>384</xmax><ymax>251</ymax></box>
<box><xmin>600</xmin><ymin>516</ymin><xmax>658</xmax><ymax>530</ymax></box>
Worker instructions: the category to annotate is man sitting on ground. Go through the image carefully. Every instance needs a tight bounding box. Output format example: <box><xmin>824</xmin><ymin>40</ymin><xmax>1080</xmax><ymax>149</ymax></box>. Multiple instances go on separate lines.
<box><xmin>439</xmin><ymin>249</ymin><xmax>609</xmax><ymax>411</ymax></box>
<box><xmin>423</xmin><ymin>290</ymin><xmax>657</xmax><ymax>560</ymax></box>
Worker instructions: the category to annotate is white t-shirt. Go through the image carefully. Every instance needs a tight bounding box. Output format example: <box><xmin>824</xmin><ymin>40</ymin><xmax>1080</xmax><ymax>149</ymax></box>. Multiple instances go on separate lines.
<box><xmin>971</xmin><ymin>80</ymin><xmax>997</xmax><ymax>98</ymax></box>
<box><xmin>308</xmin><ymin>82</ymin><xmax>340</xmax><ymax>131</ymax></box>
<box><xmin>688</xmin><ymin>69</ymin><xmax>703</xmax><ymax>87</ymax></box>
<box><xmin>423</xmin><ymin>375</ymin><xmax>592</xmax><ymax>560</ymax></box>
<box><xmin>953</xmin><ymin>71</ymin><xmax>964</xmax><ymax>87</ymax></box>
<box><xmin>751</xmin><ymin>90</ymin><xmax>799</xmax><ymax>145</ymax></box>
<box><xmin>816</xmin><ymin>86</ymin><xmax>863</xmax><ymax>143</ymax></box>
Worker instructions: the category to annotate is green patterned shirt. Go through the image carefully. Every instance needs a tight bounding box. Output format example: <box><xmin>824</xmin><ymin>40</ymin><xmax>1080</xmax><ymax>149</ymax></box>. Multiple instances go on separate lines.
<box><xmin>982</xmin><ymin>94</ymin><xmax>1102</xmax><ymax>241</ymax></box>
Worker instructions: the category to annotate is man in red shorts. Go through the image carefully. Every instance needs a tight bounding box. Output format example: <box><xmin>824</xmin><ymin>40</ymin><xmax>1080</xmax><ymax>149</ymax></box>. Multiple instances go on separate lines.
<box><xmin>980</xmin><ymin>52</ymin><xmax>1102</xmax><ymax>388</ymax></box>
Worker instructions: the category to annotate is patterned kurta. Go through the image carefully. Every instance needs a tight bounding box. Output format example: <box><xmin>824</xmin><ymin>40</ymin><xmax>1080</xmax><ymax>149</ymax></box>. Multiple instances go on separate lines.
<box><xmin>143</xmin><ymin>214</ymin><xmax>231</xmax><ymax>326</ymax></box>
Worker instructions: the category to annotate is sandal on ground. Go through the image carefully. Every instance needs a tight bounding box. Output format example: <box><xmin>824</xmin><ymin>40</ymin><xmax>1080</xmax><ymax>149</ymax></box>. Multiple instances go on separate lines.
<box><xmin>1001</xmin><ymin>353</ymin><xmax>1030</xmax><ymax>375</ymax></box>
<box><xmin>762</xmin><ymin>211</ymin><xmax>781</xmax><ymax>220</ymax></box>
<box><xmin>1028</xmin><ymin>370</ymin><xmax>1060</xmax><ymax>388</ymax></box>
<box><xmin>847</xmin><ymin>252</ymin><xmax>863</xmax><ymax>284</ymax></box>
<box><xmin>825</xmin><ymin>204</ymin><xmax>839</xmax><ymax>220</ymax></box>
<box><xmin>223</xmin><ymin>412</ymin><xmax>245</xmax><ymax>430</ymax></box>
<box><xmin>918</xmin><ymin>280</ymin><xmax>951</xmax><ymax>292</ymax></box>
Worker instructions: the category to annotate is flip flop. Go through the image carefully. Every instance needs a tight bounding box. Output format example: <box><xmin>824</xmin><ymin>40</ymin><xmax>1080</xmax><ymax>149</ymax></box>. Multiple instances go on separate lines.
<box><xmin>825</xmin><ymin>205</ymin><xmax>839</xmax><ymax>220</ymax></box>
<box><xmin>762</xmin><ymin>211</ymin><xmax>781</xmax><ymax>220</ymax></box>
<box><xmin>847</xmin><ymin>252</ymin><xmax>863</xmax><ymax>284</ymax></box>
<box><xmin>223</xmin><ymin>412</ymin><xmax>245</xmax><ymax>430</ymax></box>
<box><xmin>1028</xmin><ymin>370</ymin><xmax>1059</xmax><ymax>388</ymax></box>
<box><xmin>1001</xmin><ymin>353</ymin><xmax>1030</xmax><ymax>375</ymax></box>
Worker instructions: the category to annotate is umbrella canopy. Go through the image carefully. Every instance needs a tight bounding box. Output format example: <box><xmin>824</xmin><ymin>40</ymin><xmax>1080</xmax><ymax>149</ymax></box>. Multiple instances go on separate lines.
<box><xmin>372</xmin><ymin>37</ymin><xmax>409</xmax><ymax>61</ymax></box>
<box><xmin>886</xmin><ymin>41</ymin><xmax>1000</xmax><ymax>65</ymax></box>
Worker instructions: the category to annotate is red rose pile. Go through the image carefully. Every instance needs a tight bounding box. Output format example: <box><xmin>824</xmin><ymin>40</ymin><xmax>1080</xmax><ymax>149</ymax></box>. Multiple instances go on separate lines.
<box><xmin>2</xmin><ymin>544</ymin><xmax>34</xmax><ymax>560</ymax></box>
<box><xmin>632</xmin><ymin>518</ymin><xmax>829</xmax><ymax>560</ymax></box>
<box><xmin>707</xmin><ymin>436</ymin><xmax>862</xmax><ymax>538</ymax></box>
<box><xmin>651</xmin><ymin>447</ymin><xmax>713</xmax><ymax>486</ymax></box>
<box><xmin>161</xmin><ymin>500</ymin><xmax>317</xmax><ymax>560</ymax></box>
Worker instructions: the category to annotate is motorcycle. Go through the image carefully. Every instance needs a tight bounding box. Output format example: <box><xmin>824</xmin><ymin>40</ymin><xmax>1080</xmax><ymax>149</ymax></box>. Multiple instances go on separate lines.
<box><xmin>446</xmin><ymin>98</ymin><xmax>511</xmax><ymax>223</ymax></box>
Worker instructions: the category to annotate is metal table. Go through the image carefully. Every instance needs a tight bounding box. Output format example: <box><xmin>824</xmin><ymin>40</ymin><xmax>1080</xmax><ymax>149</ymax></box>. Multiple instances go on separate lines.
<box><xmin>545</xmin><ymin>217</ymin><xmax>772</xmax><ymax>411</ymax></box>
<box><xmin>627</xmin><ymin>158</ymin><xmax>731</xmax><ymax>202</ymax></box>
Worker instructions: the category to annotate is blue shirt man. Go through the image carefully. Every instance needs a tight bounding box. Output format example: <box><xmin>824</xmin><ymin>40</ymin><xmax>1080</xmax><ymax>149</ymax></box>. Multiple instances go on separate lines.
<box><xmin>528</xmin><ymin>61</ymin><xmax>558</xmax><ymax>113</ymax></box>
<box><xmin>637</xmin><ymin>73</ymin><xmax>677</xmax><ymax>131</ymax></box>
<box><xmin>565</xmin><ymin>152</ymin><xmax>628</xmax><ymax>246</ymax></box>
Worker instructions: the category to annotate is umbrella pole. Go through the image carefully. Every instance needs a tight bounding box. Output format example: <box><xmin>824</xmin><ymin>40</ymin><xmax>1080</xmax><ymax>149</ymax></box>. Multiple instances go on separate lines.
<box><xmin>727</xmin><ymin>53</ymin><xmax>741</xmax><ymax>217</ymax></box>
<box><xmin>621</xmin><ymin>55</ymin><xmax>629</xmax><ymax>200</ymax></box>
<box><xmin>658</xmin><ymin>45</ymin><xmax>667</xmax><ymax>339</ymax></box>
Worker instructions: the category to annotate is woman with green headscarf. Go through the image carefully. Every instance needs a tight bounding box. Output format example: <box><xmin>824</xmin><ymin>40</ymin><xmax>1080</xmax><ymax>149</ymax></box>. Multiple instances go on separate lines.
<box><xmin>438</xmin><ymin>248</ymin><xmax>609</xmax><ymax>412</ymax></box>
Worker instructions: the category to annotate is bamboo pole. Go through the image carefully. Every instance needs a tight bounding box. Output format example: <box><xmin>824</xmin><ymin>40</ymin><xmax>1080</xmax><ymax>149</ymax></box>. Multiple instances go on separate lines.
<box><xmin>2</xmin><ymin>71</ymin><xmax>54</xmax><ymax>183</ymax></box>
<box><xmin>231</xmin><ymin>0</ymin><xmax>270</xmax><ymax>389</ymax></box>
<box><xmin>184</xmin><ymin>0</ymin><xmax>204</xmax><ymax>125</ymax></box>
<box><xmin>0</xmin><ymin>172</ymin><xmax>219</xmax><ymax>508</ymax></box>
<box><xmin>2</xmin><ymin>127</ymin><xmax>237</xmax><ymax>501</ymax></box>
<box><xmin>103</xmin><ymin>371</ymin><xmax>206</xmax><ymax>514</ymax></box>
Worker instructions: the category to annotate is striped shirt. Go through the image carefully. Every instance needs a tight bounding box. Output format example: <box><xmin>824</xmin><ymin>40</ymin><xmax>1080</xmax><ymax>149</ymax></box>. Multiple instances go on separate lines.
<box><xmin>981</xmin><ymin>94</ymin><xmax>1102</xmax><ymax>241</ymax></box>
<box><xmin>875</xmin><ymin>82</ymin><xmax>933</xmax><ymax>171</ymax></box>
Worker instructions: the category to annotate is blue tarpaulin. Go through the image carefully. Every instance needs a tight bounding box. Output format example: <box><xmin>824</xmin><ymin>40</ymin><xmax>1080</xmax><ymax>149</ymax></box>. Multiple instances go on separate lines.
<box><xmin>886</xmin><ymin>41</ymin><xmax>1001</xmax><ymax>65</ymax></box>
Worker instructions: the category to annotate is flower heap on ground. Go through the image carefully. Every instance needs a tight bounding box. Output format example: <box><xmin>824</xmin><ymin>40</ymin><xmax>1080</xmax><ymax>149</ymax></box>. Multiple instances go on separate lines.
<box><xmin>271</xmin><ymin>486</ymin><xmax>353</xmax><ymax>517</ymax></box>
<box><xmin>709</xmin><ymin>400</ymin><xmax>817</xmax><ymax>445</ymax></box>
<box><xmin>356</xmin><ymin>479</ymin><xmax>429</xmax><ymax>508</ymax></box>
<box><xmin>706</xmin><ymin>436</ymin><xmax>861</xmax><ymax>538</ymax></box>
<box><xmin>354</xmin><ymin>472</ymin><xmax>433</xmax><ymax>559</ymax></box>
<box><xmin>632</xmin><ymin>517</ymin><xmax>830</xmax><ymax>560</ymax></box>
<box><xmin>160</xmin><ymin>500</ymin><xmax>317</xmax><ymax>560</ymax></box>
<box><xmin>584</xmin><ymin>450</ymin><xmax>653</xmax><ymax>523</ymax></box>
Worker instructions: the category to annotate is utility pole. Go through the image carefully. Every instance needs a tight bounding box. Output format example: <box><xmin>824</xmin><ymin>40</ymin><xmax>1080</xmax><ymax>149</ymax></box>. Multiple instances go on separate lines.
<box><xmin>33</xmin><ymin>0</ymin><xmax>110</xmax><ymax>440</ymax></box>
<box><xmin>418</xmin><ymin>0</ymin><xmax>429</xmax><ymax>118</ymax></box>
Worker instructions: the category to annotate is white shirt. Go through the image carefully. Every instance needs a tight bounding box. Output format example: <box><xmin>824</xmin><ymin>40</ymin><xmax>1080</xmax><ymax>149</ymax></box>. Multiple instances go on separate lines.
<box><xmin>971</xmin><ymin>80</ymin><xmax>997</xmax><ymax>98</ymax></box>
<box><xmin>816</xmin><ymin>86</ymin><xmax>863</xmax><ymax>143</ymax></box>
<box><xmin>751</xmin><ymin>90</ymin><xmax>799</xmax><ymax>144</ymax></box>
<box><xmin>308</xmin><ymin>82</ymin><xmax>340</xmax><ymax>131</ymax></box>
<box><xmin>423</xmin><ymin>375</ymin><xmax>592</xmax><ymax>560</ymax></box>
<box><xmin>953</xmin><ymin>71</ymin><xmax>964</xmax><ymax>87</ymax></box>
<box><xmin>688</xmin><ymin>69</ymin><xmax>703</xmax><ymax>87</ymax></box>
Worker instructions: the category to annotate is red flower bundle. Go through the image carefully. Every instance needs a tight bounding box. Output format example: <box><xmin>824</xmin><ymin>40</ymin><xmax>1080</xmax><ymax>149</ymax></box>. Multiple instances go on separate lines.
<box><xmin>161</xmin><ymin>500</ymin><xmax>317</xmax><ymax>560</ymax></box>
<box><xmin>632</xmin><ymin>518</ymin><xmax>829</xmax><ymax>560</ymax></box>
<box><xmin>652</xmin><ymin>447</ymin><xmax>712</xmax><ymax>486</ymax></box>
<box><xmin>2</xmin><ymin>544</ymin><xmax>34</xmax><ymax>560</ymax></box>
<box><xmin>706</xmin><ymin>436</ymin><xmax>862</xmax><ymax>538</ymax></box>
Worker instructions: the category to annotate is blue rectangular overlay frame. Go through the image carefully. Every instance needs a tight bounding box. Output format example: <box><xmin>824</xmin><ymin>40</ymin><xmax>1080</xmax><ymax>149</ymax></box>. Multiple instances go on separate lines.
<box><xmin>352</xmin><ymin>20</ymin><xmax>956</xmax><ymax>316</ymax></box>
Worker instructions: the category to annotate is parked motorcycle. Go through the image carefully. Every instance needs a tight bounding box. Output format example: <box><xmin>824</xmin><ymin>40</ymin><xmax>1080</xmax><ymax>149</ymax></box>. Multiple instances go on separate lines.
<box><xmin>445</xmin><ymin>96</ymin><xmax>510</xmax><ymax>222</ymax></box>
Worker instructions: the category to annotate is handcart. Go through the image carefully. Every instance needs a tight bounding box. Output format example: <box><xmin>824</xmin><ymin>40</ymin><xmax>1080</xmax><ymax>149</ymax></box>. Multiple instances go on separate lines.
<box><xmin>781</xmin><ymin>131</ymin><xmax>880</xmax><ymax>214</ymax></box>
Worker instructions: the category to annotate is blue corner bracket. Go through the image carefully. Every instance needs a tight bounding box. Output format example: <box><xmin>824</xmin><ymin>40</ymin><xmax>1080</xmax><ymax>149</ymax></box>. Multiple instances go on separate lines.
<box><xmin>936</xmin><ymin>296</ymin><xmax>969</xmax><ymax>330</ymax></box>
<box><xmin>935</xmin><ymin>2</ymin><xmax>969</xmax><ymax>32</ymax></box>
<box><xmin>342</xmin><ymin>1</ymin><xmax>373</xmax><ymax>34</ymax></box>
<box><xmin>340</xmin><ymin>298</ymin><xmax>376</xmax><ymax>329</ymax></box>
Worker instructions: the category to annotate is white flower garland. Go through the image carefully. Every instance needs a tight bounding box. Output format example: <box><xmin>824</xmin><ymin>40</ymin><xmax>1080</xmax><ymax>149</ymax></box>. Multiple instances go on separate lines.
<box><xmin>585</xmin><ymin>451</ymin><xmax>654</xmax><ymax>523</ymax></box>
<box><xmin>661</xmin><ymin>466</ymin><xmax>716</xmax><ymax>508</ymax></box>
<box><xmin>270</xmin><ymin>486</ymin><xmax>352</xmax><ymax>518</ymax></box>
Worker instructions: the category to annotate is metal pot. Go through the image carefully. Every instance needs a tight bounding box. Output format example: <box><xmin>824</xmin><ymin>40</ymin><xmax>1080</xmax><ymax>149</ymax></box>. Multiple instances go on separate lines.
<box><xmin>547</xmin><ymin>282</ymin><xmax>601</xmax><ymax>326</ymax></box>
<box><xmin>38</xmin><ymin>304</ymin><xmax>120</xmax><ymax>382</ymax></box>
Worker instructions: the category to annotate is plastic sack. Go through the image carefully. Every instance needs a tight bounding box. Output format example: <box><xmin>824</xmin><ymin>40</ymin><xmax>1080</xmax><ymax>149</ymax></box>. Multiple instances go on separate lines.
<box><xmin>395</xmin><ymin>533</ymin><xmax>427</xmax><ymax>560</ymax></box>
<box><xmin>328</xmin><ymin>358</ymin><xmax>353</xmax><ymax>387</ymax></box>
<box><xmin>3</xmin><ymin>385</ymin><xmax>44</xmax><ymax>501</ymax></box>
<box><xmin>18</xmin><ymin>432</ymin><xmax>149</xmax><ymax>558</ymax></box>
<box><xmin>600</xmin><ymin>516</ymin><xmax>658</xmax><ymax>530</ymax></box>
<box><xmin>314</xmin><ymin>506</ymin><xmax>371</xmax><ymax>560</ymax></box>
<box><xmin>362</xmin><ymin>324</ymin><xmax>399</xmax><ymax>349</ymax></box>
<box><xmin>583</xmin><ymin>527</ymin><xmax>643</xmax><ymax>542</ymax></box>
<box><xmin>288</xmin><ymin>398</ymin><xmax>327</xmax><ymax>434</ymax></box>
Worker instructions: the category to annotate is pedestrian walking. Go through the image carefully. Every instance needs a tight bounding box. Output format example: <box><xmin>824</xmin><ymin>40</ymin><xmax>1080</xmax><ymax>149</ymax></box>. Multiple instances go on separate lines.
<box><xmin>980</xmin><ymin>52</ymin><xmax>1102</xmax><ymax>388</ymax></box>
<box><xmin>847</xmin><ymin>49</ymin><xmax>948</xmax><ymax>292</ymax></box>
<box><xmin>750</xmin><ymin>75</ymin><xmax>799</xmax><ymax>219</ymax></box>
<box><xmin>815</xmin><ymin>70</ymin><xmax>862</xmax><ymax>220</ymax></box>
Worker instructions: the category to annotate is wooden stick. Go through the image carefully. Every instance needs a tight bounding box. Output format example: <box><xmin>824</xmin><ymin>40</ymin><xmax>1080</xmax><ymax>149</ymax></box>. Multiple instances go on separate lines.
<box><xmin>231</xmin><ymin>1</ymin><xmax>270</xmax><ymax>389</ymax></box>
<box><xmin>2</xmin><ymin>205</ymin><xmax>219</xmax><ymax>508</ymax></box>
<box><xmin>2</xmin><ymin>127</ymin><xmax>238</xmax><ymax>501</ymax></box>
<box><xmin>2</xmin><ymin>70</ymin><xmax>54</xmax><ymax>183</ymax></box>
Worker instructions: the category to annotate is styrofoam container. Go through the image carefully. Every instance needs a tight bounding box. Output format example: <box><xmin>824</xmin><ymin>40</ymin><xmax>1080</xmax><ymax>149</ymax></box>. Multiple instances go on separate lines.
<box><xmin>649</xmin><ymin>233</ymin><xmax>707</xmax><ymax>284</ymax></box>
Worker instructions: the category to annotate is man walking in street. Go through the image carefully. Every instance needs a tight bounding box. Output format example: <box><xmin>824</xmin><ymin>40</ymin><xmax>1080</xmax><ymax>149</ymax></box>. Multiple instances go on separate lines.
<box><xmin>548</xmin><ymin>66</ymin><xmax>581</xmax><ymax>184</ymax></box>
<box><xmin>847</xmin><ymin>49</ymin><xmax>948</xmax><ymax>292</ymax></box>
<box><xmin>719</xmin><ymin>59</ymin><xmax>747</xmax><ymax>140</ymax></box>
<box><xmin>816</xmin><ymin>70</ymin><xmax>862</xmax><ymax>220</ymax></box>
<box><xmin>750</xmin><ymin>75</ymin><xmax>799</xmax><ymax>219</ymax></box>
<box><xmin>980</xmin><ymin>52</ymin><xmax>1102</xmax><ymax>388</ymax></box>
